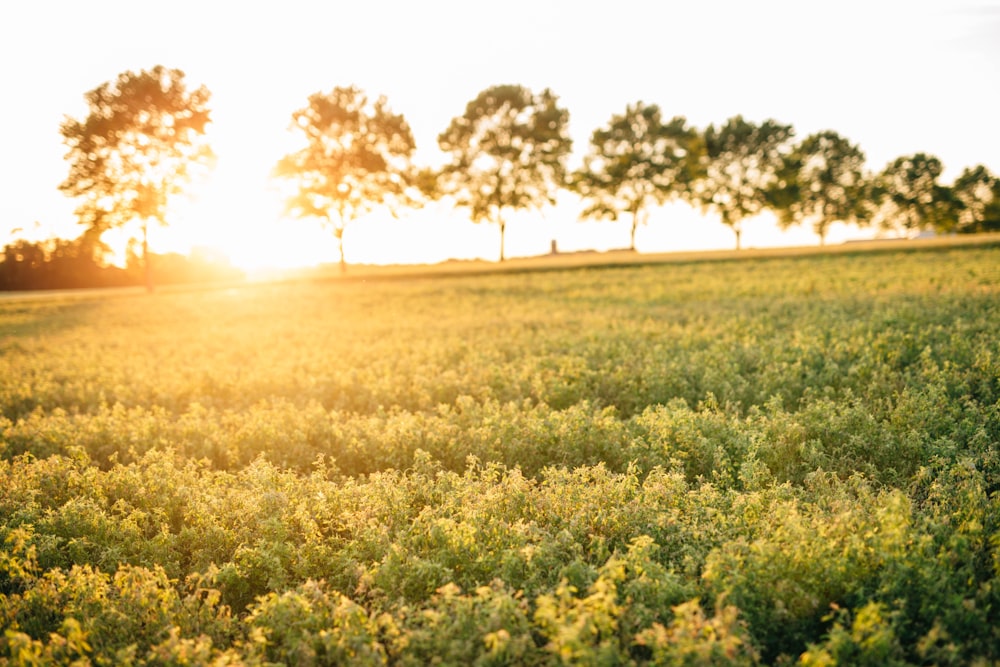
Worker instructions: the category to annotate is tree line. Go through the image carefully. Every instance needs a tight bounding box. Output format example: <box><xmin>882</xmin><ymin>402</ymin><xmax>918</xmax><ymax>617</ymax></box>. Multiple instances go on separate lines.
<box><xmin>6</xmin><ymin>65</ymin><xmax>1000</xmax><ymax>288</ymax></box>
<box><xmin>0</xmin><ymin>233</ymin><xmax>243</xmax><ymax>291</ymax></box>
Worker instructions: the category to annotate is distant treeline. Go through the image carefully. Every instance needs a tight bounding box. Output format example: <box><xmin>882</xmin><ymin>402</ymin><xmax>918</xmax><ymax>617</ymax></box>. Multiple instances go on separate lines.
<box><xmin>0</xmin><ymin>236</ymin><xmax>242</xmax><ymax>291</ymax></box>
<box><xmin>12</xmin><ymin>67</ymin><xmax>1000</xmax><ymax>290</ymax></box>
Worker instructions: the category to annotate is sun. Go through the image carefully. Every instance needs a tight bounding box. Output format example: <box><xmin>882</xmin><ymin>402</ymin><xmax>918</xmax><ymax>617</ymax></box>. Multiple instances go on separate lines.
<box><xmin>151</xmin><ymin>143</ymin><xmax>336</xmax><ymax>271</ymax></box>
<box><xmin>165</xmin><ymin>152</ymin><xmax>502</xmax><ymax>270</ymax></box>
<box><xmin>166</xmin><ymin>193</ymin><xmax>339</xmax><ymax>272</ymax></box>
<box><xmin>143</xmin><ymin>109</ymin><xmax>341</xmax><ymax>272</ymax></box>
<box><xmin>148</xmin><ymin>101</ymin><xmax>505</xmax><ymax>271</ymax></box>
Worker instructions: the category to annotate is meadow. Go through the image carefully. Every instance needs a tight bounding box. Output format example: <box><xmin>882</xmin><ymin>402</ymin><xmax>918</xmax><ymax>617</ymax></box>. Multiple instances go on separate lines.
<box><xmin>1</xmin><ymin>240</ymin><xmax>999</xmax><ymax>665</ymax></box>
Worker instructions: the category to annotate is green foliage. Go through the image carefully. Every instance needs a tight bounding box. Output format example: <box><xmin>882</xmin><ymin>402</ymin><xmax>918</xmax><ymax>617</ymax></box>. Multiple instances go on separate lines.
<box><xmin>695</xmin><ymin>115</ymin><xmax>794</xmax><ymax>249</ymax></box>
<box><xmin>866</xmin><ymin>153</ymin><xmax>953</xmax><ymax>234</ymax></box>
<box><xmin>951</xmin><ymin>164</ymin><xmax>1000</xmax><ymax>233</ymax></box>
<box><xmin>59</xmin><ymin>65</ymin><xmax>214</xmax><ymax>291</ymax></box>
<box><xmin>0</xmin><ymin>562</ymin><xmax>235</xmax><ymax>665</ymax></box>
<box><xmin>437</xmin><ymin>84</ymin><xmax>572</xmax><ymax>261</ymax></box>
<box><xmin>272</xmin><ymin>86</ymin><xmax>418</xmax><ymax>271</ymax></box>
<box><xmin>800</xmin><ymin>603</ymin><xmax>908</xmax><ymax>667</ymax></box>
<box><xmin>773</xmin><ymin>130</ymin><xmax>867</xmax><ymax>244</ymax></box>
<box><xmin>702</xmin><ymin>478</ymin><xmax>912</xmax><ymax>661</ymax></box>
<box><xmin>244</xmin><ymin>579</ymin><xmax>390</xmax><ymax>665</ymax></box>
<box><xmin>634</xmin><ymin>598</ymin><xmax>759</xmax><ymax>666</ymax></box>
<box><xmin>2</xmin><ymin>245</ymin><xmax>1000</xmax><ymax>663</ymax></box>
<box><xmin>390</xmin><ymin>581</ymin><xmax>536</xmax><ymax>666</ymax></box>
<box><xmin>573</xmin><ymin>102</ymin><xmax>701</xmax><ymax>250</ymax></box>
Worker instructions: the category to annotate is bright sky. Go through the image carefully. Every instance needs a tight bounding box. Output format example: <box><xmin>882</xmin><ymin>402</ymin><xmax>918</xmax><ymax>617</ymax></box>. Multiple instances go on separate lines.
<box><xmin>2</xmin><ymin>0</ymin><xmax>998</xmax><ymax>269</ymax></box>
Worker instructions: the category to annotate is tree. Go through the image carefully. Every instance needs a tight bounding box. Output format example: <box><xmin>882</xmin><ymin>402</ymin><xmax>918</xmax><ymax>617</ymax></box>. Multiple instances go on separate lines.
<box><xmin>694</xmin><ymin>116</ymin><xmax>794</xmax><ymax>250</ymax></box>
<box><xmin>438</xmin><ymin>84</ymin><xmax>572</xmax><ymax>262</ymax></box>
<box><xmin>60</xmin><ymin>65</ymin><xmax>213</xmax><ymax>291</ymax></box>
<box><xmin>273</xmin><ymin>86</ymin><xmax>417</xmax><ymax>273</ymax></box>
<box><xmin>773</xmin><ymin>131</ymin><xmax>867</xmax><ymax>245</ymax></box>
<box><xmin>0</xmin><ymin>234</ymin><xmax>129</xmax><ymax>291</ymax></box>
<box><xmin>951</xmin><ymin>165</ymin><xmax>1000</xmax><ymax>233</ymax></box>
<box><xmin>866</xmin><ymin>153</ymin><xmax>951</xmax><ymax>234</ymax></box>
<box><xmin>573</xmin><ymin>102</ymin><xmax>701</xmax><ymax>251</ymax></box>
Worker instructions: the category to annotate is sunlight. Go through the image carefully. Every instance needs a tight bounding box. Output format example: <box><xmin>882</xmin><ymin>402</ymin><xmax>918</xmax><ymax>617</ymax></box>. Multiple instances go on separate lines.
<box><xmin>168</xmin><ymin>183</ymin><xmax>339</xmax><ymax>271</ymax></box>
<box><xmin>158</xmin><ymin>167</ymin><xmax>883</xmax><ymax>272</ymax></box>
<box><xmin>344</xmin><ymin>204</ymin><xmax>499</xmax><ymax>265</ymax></box>
<box><xmin>140</xmin><ymin>111</ymin><xmax>882</xmax><ymax>273</ymax></box>
<box><xmin>146</xmin><ymin>116</ymin><xmax>335</xmax><ymax>271</ymax></box>
<box><xmin>145</xmin><ymin>112</ymin><xmax>486</xmax><ymax>271</ymax></box>
<box><xmin>26</xmin><ymin>64</ymin><xmax>888</xmax><ymax>274</ymax></box>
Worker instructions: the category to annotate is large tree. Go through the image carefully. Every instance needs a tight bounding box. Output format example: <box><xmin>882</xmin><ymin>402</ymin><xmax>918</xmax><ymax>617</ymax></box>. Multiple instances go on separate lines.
<box><xmin>573</xmin><ymin>102</ymin><xmax>701</xmax><ymax>251</ymax></box>
<box><xmin>273</xmin><ymin>86</ymin><xmax>417</xmax><ymax>273</ymax></box>
<box><xmin>951</xmin><ymin>164</ymin><xmax>1000</xmax><ymax>233</ymax></box>
<box><xmin>60</xmin><ymin>65</ymin><xmax>213</xmax><ymax>291</ymax></box>
<box><xmin>694</xmin><ymin>116</ymin><xmax>794</xmax><ymax>250</ymax></box>
<box><xmin>438</xmin><ymin>84</ymin><xmax>572</xmax><ymax>262</ymax></box>
<box><xmin>773</xmin><ymin>130</ymin><xmax>867</xmax><ymax>245</ymax></box>
<box><xmin>866</xmin><ymin>153</ymin><xmax>951</xmax><ymax>234</ymax></box>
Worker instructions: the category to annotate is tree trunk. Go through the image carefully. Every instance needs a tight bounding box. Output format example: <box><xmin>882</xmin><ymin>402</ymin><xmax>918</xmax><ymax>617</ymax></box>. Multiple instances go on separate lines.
<box><xmin>630</xmin><ymin>205</ymin><xmax>644</xmax><ymax>251</ymax></box>
<box><xmin>335</xmin><ymin>211</ymin><xmax>347</xmax><ymax>274</ymax></box>
<box><xmin>142</xmin><ymin>220</ymin><xmax>154</xmax><ymax>293</ymax></box>
<box><xmin>499</xmin><ymin>219</ymin><xmax>506</xmax><ymax>262</ymax></box>
<box><xmin>734</xmin><ymin>225</ymin><xmax>742</xmax><ymax>251</ymax></box>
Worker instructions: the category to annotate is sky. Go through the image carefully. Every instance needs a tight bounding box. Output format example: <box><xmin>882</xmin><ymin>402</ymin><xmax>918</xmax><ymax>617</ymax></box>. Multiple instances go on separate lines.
<box><xmin>1</xmin><ymin>0</ymin><xmax>998</xmax><ymax>269</ymax></box>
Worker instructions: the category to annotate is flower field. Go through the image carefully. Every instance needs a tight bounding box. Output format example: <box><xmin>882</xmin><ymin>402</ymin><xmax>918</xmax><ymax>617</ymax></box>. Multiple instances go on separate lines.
<box><xmin>2</xmin><ymin>242</ymin><xmax>1000</xmax><ymax>664</ymax></box>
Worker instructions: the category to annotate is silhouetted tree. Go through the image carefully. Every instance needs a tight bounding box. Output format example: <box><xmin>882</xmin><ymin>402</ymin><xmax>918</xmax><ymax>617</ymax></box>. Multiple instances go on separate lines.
<box><xmin>438</xmin><ymin>84</ymin><xmax>572</xmax><ymax>262</ymax></box>
<box><xmin>951</xmin><ymin>165</ymin><xmax>1000</xmax><ymax>233</ymax></box>
<box><xmin>1</xmin><ymin>240</ymin><xmax>46</xmax><ymax>289</ymax></box>
<box><xmin>573</xmin><ymin>102</ymin><xmax>701</xmax><ymax>250</ymax></box>
<box><xmin>694</xmin><ymin>116</ymin><xmax>794</xmax><ymax>250</ymax></box>
<box><xmin>865</xmin><ymin>153</ymin><xmax>952</xmax><ymax>234</ymax></box>
<box><xmin>0</xmin><ymin>235</ymin><xmax>130</xmax><ymax>290</ymax></box>
<box><xmin>273</xmin><ymin>86</ymin><xmax>417</xmax><ymax>273</ymax></box>
<box><xmin>59</xmin><ymin>65</ymin><xmax>214</xmax><ymax>291</ymax></box>
<box><xmin>773</xmin><ymin>130</ymin><xmax>867</xmax><ymax>245</ymax></box>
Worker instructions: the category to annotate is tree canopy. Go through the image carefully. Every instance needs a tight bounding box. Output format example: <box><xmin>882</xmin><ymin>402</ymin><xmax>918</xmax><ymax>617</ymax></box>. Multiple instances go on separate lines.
<box><xmin>59</xmin><ymin>65</ymin><xmax>213</xmax><ymax>290</ymax></box>
<box><xmin>573</xmin><ymin>102</ymin><xmax>700</xmax><ymax>250</ymax></box>
<box><xmin>867</xmin><ymin>153</ymin><xmax>951</xmax><ymax>234</ymax></box>
<box><xmin>273</xmin><ymin>86</ymin><xmax>417</xmax><ymax>272</ymax></box>
<box><xmin>951</xmin><ymin>165</ymin><xmax>1000</xmax><ymax>233</ymax></box>
<box><xmin>39</xmin><ymin>73</ymin><xmax>1000</xmax><ymax>285</ymax></box>
<box><xmin>774</xmin><ymin>131</ymin><xmax>867</xmax><ymax>245</ymax></box>
<box><xmin>695</xmin><ymin>116</ymin><xmax>794</xmax><ymax>250</ymax></box>
<box><xmin>437</xmin><ymin>84</ymin><xmax>572</xmax><ymax>261</ymax></box>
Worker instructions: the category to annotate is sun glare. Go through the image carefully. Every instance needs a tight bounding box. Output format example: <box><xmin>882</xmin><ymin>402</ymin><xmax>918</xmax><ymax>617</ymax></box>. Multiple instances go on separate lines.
<box><xmin>163</xmin><ymin>184</ymin><xmax>878</xmax><ymax>274</ymax></box>
<box><xmin>168</xmin><ymin>186</ymin><xmax>337</xmax><ymax>272</ymax></box>
<box><xmin>63</xmin><ymin>66</ymin><xmax>890</xmax><ymax>275</ymax></box>
<box><xmin>146</xmin><ymin>119</ymin><xmax>880</xmax><ymax>274</ymax></box>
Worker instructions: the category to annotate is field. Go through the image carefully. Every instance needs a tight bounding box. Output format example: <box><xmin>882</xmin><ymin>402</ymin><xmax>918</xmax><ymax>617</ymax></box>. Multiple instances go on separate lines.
<box><xmin>2</xmin><ymin>240</ymin><xmax>1000</xmax><ymax>665</ymax></box>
